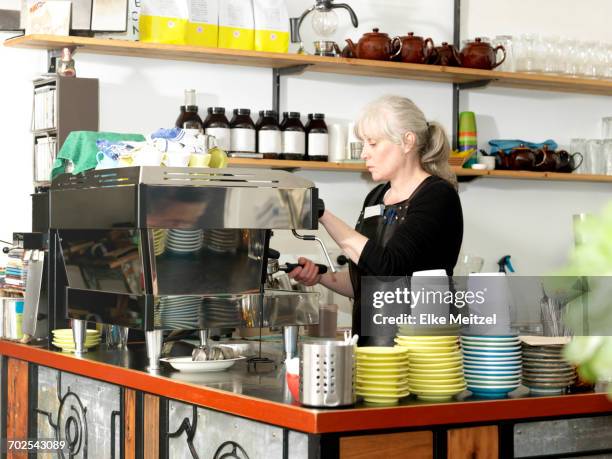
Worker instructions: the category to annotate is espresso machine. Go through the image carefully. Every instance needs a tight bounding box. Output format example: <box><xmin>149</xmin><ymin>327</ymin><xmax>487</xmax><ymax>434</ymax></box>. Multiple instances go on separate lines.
<box><xmin>49</xmin><ymin>167</ymin><xmax>328</xmax><ymax>369</ymax></box>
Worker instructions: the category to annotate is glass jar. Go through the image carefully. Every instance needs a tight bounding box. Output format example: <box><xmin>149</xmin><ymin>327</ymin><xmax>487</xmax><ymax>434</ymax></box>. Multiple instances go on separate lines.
<box><xmin>256</xmin><ymin>110</ymin><xmax>282</xmax><ymax>159</ymax></box>
<box><xmin>492</xmin><ymin>35</ymin><xmax>514</xmax><ymax>72</ymax></box>
<box><xmin>229</xmin><ymin>108</ymin><xmax>257</xmax><ymax>157</ymax></box>
<box><xmin>281</xmin><ymin>112</ymin><xmax>305</xmax><ymax>160</ymax></box>
<box><xmin>203</xmin><ymin>107</ymin><xmax>230</xmax><ymax>151</ymax></box>
<box><xmin>306</xmin><ymin>113</ymin><xmax>329</xmax><ymax>162</ymax></box>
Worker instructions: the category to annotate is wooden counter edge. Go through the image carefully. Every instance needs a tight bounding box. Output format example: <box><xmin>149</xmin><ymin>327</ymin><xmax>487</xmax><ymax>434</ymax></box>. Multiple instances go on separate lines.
<box><xmin>2</xmin><ymin>340</ymin><xmax>612</xmax><ymax>435</ymax></box>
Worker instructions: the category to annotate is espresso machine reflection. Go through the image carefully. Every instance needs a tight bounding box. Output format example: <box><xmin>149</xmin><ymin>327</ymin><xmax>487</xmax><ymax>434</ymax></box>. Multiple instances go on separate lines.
<box><xmin>50</xmin><ymin>167</ymin><xmax>328</xmax><ymax>370</ymax></box>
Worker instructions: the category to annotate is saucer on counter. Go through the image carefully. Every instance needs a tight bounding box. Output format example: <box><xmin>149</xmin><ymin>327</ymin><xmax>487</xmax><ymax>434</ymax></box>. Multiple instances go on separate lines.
<box><xmin>461</xmin><ymin>335</ymin><xmax>521</xmax><ymax>398</ymax></box>
<box><xmin>355</xmin><ymin>347</ymin><xmax>410</xmax><ymax>404</ymax></box>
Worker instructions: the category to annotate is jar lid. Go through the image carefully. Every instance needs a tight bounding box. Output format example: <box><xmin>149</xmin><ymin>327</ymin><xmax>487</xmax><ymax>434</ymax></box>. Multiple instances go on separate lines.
<box><xmin>209</xmin><ymin>107</ymin><xmax>225</xmax><ymax>114</ymax></box>
<box><xmin>313</xmin><ymin>113</ymin><xmax>325</xmax><ymax>119</ymax></box>
<box><xmin>263</xmin><ymin>110</ymin><xmax>278</xmax><ymax>118</ymax></box>
<box><xmin>185</xmin><ymin>105</ymin><xmax>199</xmax><ymax>112</ymax></box>
<box><xmin>288</xmin><ymin>112</ymin><xmax>301</xmax><ymax>118</ymax></box>
<box><xmin>234</xmin><ymin>108</ymin><xmax>251</xmax><ymax>115</ymax></box>
<box><xmin>282</xmin><ymin>111</ymin><xmax>289</xmax><ymax>118</ymax></box>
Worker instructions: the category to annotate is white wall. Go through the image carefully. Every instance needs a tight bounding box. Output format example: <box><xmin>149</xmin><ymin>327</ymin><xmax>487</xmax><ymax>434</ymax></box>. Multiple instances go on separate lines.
<box><xmin>1</xmin><ymin>0</ymin><xmax>611</xmax><ymax>286</ymax></box>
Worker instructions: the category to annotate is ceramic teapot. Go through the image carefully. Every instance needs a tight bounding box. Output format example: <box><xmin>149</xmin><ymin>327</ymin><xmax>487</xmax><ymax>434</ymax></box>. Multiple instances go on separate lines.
<box><xmin>533</xmin><ymin>145</ymin><xmax>561</xmax><ymax>172</ymax></box>
<box><xmin>430</xmin><ymin>42</ymin><xmax>461</xmax><ymax>66</ymax></box>
<box><xmin>497</xmin><ymin>145</ymin><xmax>536</xmax><ymax>170</ymax></box>
<box><xmin>394</xmin><ymin>32</ymin><xmax>435</xmax><ymax>64</ymax></box>
<box><xmin>345</xmin><ymin>28</ymin><xmax>402</xmax><ymax>61</ymax></box>
<box><xmin>556</xmin><ymin>150</ymin><xmax>583</xmax><ymax>173</ymax></box>
<box><xmin>460</xmin><ymin>37</ymin><xmax>506</xmax><ymax>70</ymax></box>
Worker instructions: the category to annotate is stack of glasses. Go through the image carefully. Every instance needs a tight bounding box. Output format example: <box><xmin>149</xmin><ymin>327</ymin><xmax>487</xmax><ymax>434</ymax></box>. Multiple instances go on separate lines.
<box><xmin>355</xmin><ymin>347</ymin><xmax>410</xmax><ymax>405</ymax></box>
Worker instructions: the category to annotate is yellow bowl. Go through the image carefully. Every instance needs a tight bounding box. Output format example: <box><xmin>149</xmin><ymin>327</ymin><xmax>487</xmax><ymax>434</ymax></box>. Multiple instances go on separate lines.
<box><xmin>356</xmin><ymin>346</ymin><xmax>409</xmax><ymax>356</ymax></box>
<box><xmin>357</xmin><ymin>368</ymin><xmax>410</xmax><ymax>377</ymax></box>
<box><xmin>53</xmin><ymin>339</ymin><xmax>100</xmax><ymax>345</ymax></box>
<box><xmin>356</xmin><ymin>356</ymin><xmax>409</xmax><ymax>364</ymax></box>
<box><xmin>410</xmin><ymin>361</ymin><xmax>464</xmax><ymax>370</ymax></box>
<box><xmin>396</xmin><ymin>345</ymin><xmax>460</xmax><ymax>353</ymax></box>
<box><xmin>357</xmin><ymin>389</ymin><xmax>410</xmax><ymax>397</ymax></box>
<box><xmin>356</xmin><ymin>373</ymin><xmax>409</xmax><ymax>383</ymax></box>
<box><xmin>356</xmin><ymin>377</ymin><xmax>408</xmax><ymax>386</ymax></box>
<box><xmin>52</xmin><ymin>329</ymin><xmax>99</xmax><ymax>336</ymax></box>
<box><xmin>356</xmin><ymin>385</ymin><xmax>410</xmax><ymax>395</ymax></box>
<box><xmin>409</xmin><ymin>366</ymin><xmax>463</xmax><ymax>376</ymax></box>
<box><xmin>409</xmin><ymin>382</ymin><xmax>466</xmax><ymax>392</ymax></box>
<box><xmin>408</xmin><ymin>376</ymin><xmax>465</xmax><ymax>385</ymax></box>
<box><xmin>409</xmin><ymin>353</ymin><xmax>463</xmax><ymax>362</ymax></box>
<box><xmin>356</xmin><ymin>355</ymin><xmax>408</xmax><ymax>363</ymax></box>
<box><xmin>356</xmin><ymin>363</ymin><xmax>409</xmax><ymax>370</ymax></box>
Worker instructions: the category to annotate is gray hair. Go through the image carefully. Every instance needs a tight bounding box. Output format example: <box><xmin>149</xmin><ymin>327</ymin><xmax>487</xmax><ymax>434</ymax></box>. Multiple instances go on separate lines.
<box><xmin>355</xmin><ymin>95</ymin><xmax>457</xmax><ymax>187</ymax></box>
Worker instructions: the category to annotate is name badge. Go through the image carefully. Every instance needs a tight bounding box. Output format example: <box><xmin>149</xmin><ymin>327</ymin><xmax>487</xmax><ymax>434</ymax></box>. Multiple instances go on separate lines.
<box><xmin>364</xmin><ymin>204</ymin><xmax>385</xmax><ymax>219</ymax></box>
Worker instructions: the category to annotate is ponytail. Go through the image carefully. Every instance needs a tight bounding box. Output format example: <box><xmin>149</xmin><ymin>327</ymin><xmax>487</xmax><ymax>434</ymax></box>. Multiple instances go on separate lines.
<box><xmin>420</xmin><ymin>121</ymin><xmax>457</xmax><ymax>188</ymax></box>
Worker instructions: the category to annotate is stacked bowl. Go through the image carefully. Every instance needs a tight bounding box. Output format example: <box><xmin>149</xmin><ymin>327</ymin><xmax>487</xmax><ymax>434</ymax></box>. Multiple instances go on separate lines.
<box><xmin>396</xmin><ymin>333</ymin><xmax>466</xmax><ymax>401</ymax></box>
<box><xmin>153</xmin><ymin>229</ymin><xmax>167</xmax><ymax>256</ymax></box>
<box><xmin>355</xmin><ymin>347</ymin><xmax>410</xmax><ymax>405</ymax></box>
<box><xmin>167</xmin><ymin>229</ymin><xmax>203</xmax><ymax>254</ymax></box>
<box><xmin>461</xmin><ymin>335</ymin><xmax>522</xmax><ymax>398</ymax></box>
<box><xmin>157</xmin><ymin>296</ymin><xmax>202</xmax><ymax>329</ymax></box>
<box><xmin>522</xmin><ymin>343</ymin><xmax>576</xmax><ymax>395</ymax></box>
<box><xmin>52</xmin><ymin>328</ymin><xmax>101</xmax><ymax>352</ymax></box>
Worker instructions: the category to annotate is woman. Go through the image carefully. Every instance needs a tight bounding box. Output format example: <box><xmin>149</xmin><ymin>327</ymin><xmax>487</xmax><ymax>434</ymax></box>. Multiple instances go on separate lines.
<box><xmin>289</xmin><ymin>95</ymin><xmax>463</xmax><ymax>345</ymax></box>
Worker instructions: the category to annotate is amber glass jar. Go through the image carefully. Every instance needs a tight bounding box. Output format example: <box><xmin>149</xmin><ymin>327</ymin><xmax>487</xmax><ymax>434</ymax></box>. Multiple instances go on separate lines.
<box><xmin>256</xmin><ymin>110</ymin><xmax>281</xmax><ymax>159</ymax></box>
<box><xmin>229</xmin><ymin>108</ymin><xmax>256</xmax><ymax>157</ymax></box>
<box><xmin>203</xmin><ymin>107</ymin><xmax>230</xmax><ymax>151</ymax></box>
<box><xmin>306</xmin><ymin>113</ymin><xmax>329</xmax><ymax>162</ymax></box>
<box><xmin>281</xmin><ymin>112</ymin><xmax>305</xmax><ymax>160</ymax></box>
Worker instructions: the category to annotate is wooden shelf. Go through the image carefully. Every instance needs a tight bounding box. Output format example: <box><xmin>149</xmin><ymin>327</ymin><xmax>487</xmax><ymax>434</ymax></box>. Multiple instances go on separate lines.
<box><xmin>229</xmin><ymin>158</ymin><xmax>612</xmax><ymax>182</ymax></box>
<box><xmin>5</xmin><ymin>35</ymin><xmax>612</xmax><ymax>96</ymax></box>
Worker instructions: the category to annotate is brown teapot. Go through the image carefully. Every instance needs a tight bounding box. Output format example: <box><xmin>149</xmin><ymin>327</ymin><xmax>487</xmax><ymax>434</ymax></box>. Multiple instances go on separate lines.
<box><xmin>497</xmin><ymin>145</ymin><xmax>536</xmax><ymax>170</ymax></box>
<box><xmin>429</xmin><ymin>42</ymin><xmax>461</xmax><ymax>66</ymax></box>
<box><xmin>533</xmin><ymin>145</ymin><xmax>560</xmax><ymax>172</ymax></box>
<box><xmin>460</xmin><ymin>37</ymin><xmax>506</xmax><ymax>70</ymax></box>
<box><xmin>556</xmin><ymin>150</ymin><xmax>583</xmax><ymax>173</ymax></box>
<box><xmin>393</xmin><ymin>32</ymin><xmax>435</xmax><ymax>64</ymax></box>
<box><xmin>345</xmin><ymin>28</ymin><xmax>402</xmax><ymax>61</ymax></box>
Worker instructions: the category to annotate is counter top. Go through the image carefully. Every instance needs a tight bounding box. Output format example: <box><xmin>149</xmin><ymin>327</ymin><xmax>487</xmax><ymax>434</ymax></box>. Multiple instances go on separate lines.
<box><xmin>1</xmin><ymin>339</ymin><xmax>611</xmax><ymax>434</ymax></box>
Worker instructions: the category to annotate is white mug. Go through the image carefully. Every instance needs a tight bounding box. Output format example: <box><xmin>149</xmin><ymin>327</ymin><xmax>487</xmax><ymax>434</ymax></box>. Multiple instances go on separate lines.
<box><xmin>165</xmin><ymin>151</ymin><xmax>191</xmax><ymax>167</ymax></box>
<box><xmin>134</xmin><ymin>148</ymin><xmax>163</xmax><ymax>166</ymax></box>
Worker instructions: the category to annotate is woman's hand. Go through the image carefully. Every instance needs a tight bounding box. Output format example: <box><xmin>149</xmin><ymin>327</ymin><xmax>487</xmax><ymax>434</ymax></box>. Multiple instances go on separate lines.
<box><xmin>287</xmin><ymin>257</ymin><xmax>322</xmax><ymax>286</ymax></box>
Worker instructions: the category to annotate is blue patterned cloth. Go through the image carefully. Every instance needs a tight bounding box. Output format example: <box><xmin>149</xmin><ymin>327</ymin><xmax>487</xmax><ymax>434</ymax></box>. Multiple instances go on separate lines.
<box><xmin>488</xmin><ymin>139</ymin><xmax>558</xmax><ymax>155</ymax></box>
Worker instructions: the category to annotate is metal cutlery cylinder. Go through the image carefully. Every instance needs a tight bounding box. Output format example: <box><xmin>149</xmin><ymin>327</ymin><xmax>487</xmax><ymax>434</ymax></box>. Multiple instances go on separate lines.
<box><xmin>72</xmin><ymin>319</ymin><xmax>88</xmax><ymax>354</ymax></box>
<box><xmin>299</xmin><ymin>340</ymin><xmax>355</xmax><ymax>407</ymax></box>
<box><xmin>146</xmin><ymin>330</ymin><xmax>164</xmax><ymax>370</ymax></box>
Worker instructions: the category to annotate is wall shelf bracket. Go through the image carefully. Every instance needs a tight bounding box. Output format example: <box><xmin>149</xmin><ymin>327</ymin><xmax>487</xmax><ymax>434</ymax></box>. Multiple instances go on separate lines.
<box><xmin>272</xmin><ymin>65</ymin><xmax>312</xmax><ymax>114</ymax></box>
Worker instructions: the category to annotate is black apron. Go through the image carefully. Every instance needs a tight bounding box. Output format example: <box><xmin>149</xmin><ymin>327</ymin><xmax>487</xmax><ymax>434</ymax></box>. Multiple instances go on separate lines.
<box><xmin>350</xmin><ymin>178</ymin><xmax>432</xmax><ymax>347</ymax></box>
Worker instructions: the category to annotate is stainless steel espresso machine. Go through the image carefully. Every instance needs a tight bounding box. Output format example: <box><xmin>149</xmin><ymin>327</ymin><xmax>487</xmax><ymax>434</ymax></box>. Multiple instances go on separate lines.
<box><xmin>49</xmin><ymin>167</ymin><xmax>328</xmax><ymax>369</ymax></box>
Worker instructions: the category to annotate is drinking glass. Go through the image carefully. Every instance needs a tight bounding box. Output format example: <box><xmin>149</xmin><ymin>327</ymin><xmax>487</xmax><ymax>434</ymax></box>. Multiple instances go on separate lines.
<box><xmin>543</xmin><ymin>36</ymin><xmax>561</xmax><ymax>74</ymax></box>
<box><xmin>578</xmin><ymin>42</ymin><xmax>597</xmax><ymax>78</ymax></box>
<box><xmin>585</xmin><ymin>139</ymin><xmax>604</xmax><ymax>175</ymax></box>
<box><xmin>104</xmin><ymin>324</ymin><xmax>129</xmax><ymax>348</ymax></box>
<box><xmin>493</xmin><ymin>35</ymin><xmax>514</xmax><ymax>71</ymax></box>
<box><xmin>602</xmin><ymin>117</ymin><xmax>612</xmax><ymax>139</ymax></box>
<box><xmin>563</xmin><ymin>39</ymin><xmax>580</xmax><ymax>77</ymax></box>
<box><xmin>515</xmin><ymin>34</ymin><xmax>536</xmax><ymax>72</ymax></box>
<box><xmin>532</xmin><ymin>35</ymin><xmax>546</xmax><ymax>73</ymax></box>
<box><xmin>604</xmin><ymin>140</ymin><xmax>612</xmax><ymax>175</ymax></box>
<box><xmin>570</xmin><ymin>138</ymin><xmax>587</xmax><ymax>174</ymax></box>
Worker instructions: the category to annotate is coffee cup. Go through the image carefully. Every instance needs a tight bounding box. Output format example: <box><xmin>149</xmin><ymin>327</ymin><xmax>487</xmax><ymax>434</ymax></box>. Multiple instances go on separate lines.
<box><xmin>165</xmin><ymin>151</ymin><xmax>191</xmax><ymax>167</ymax></box>
<box><xmin>133</xmin><ymin>148</ymin><xmax>163</xmax><ymax>166</ymax></box>
<box><xmin>478</xmin><ymin>156</ymin><xmax>496</xmax><ymax>170</ymax></box>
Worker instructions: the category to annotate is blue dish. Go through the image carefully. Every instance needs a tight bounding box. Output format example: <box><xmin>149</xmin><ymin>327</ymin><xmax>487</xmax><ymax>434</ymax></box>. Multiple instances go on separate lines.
<box><xmin>462</xmin><ymin>347</ymin><xmax>521</xmax><ymax>354</ymax></box>
<box><xmin>464</xmin><ymin>362</ymin><xmax>521</xmax><ymax>369</ymax></box>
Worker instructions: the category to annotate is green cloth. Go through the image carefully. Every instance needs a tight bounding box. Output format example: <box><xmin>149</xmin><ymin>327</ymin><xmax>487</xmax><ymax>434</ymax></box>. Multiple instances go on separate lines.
<box><xmin>51</xmin><ymin>131</ymin><xmax>146</xmax><ymax>180</ymax></box>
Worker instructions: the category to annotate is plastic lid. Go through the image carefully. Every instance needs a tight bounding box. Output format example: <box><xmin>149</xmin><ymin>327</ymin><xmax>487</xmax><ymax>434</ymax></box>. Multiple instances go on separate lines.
<box><xmin>234</xmin><ymin>108</ymin><xmax>251</xmax><ymax>115</ymax></box>
<box><xmin>185</xmin><ymin>105</ymin><xmax>199</xmax><ymax>112</ymax></box>
<box><xmin>263</xmin><ymin>110</ymin><xmax>278</xmax><ymax>118</ymax></box>
<box><xmin>288</xmin><ymin>112</ymin><xmax>301</xmax><ymax>118</ymax></box>
<box><xmin>313</xmin><ymin>113</ymin><xmax>325</xmax><ymax>119</ymax></box>
<box><xmin>208</xmin><ymin>107</ymin><xmax>226</xmax><ymax>114</ymax></box>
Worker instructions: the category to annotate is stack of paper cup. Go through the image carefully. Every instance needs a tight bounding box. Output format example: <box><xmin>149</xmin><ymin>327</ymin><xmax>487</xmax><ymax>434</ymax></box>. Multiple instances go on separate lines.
<box><xmin>328</xmin><ymin>124</ymin><xmax>348</xmax><ymax>162</ymax></box>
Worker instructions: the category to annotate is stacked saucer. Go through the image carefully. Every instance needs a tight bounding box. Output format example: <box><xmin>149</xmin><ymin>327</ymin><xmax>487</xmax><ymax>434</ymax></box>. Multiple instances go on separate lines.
<box><xmin>202</xmin><ymin>230</ymin><xmax>240</xmax><ymax>253</ymax></box>
<box><xmin>395</xmin><ymin>334</ymin><xmax>466</xmax><ymax>401</ymax></box>
<box><xmin>202</xmin><ymin>298</ymin><xmax>243</xmax><ymax>327</ymax></box>
<box><xmin>153</xmin><ymin>229</ymin><xmax>167</xmax><ymax>256</ymax></box>
<box><xmin>167</xmin><ymin>229</ymin><xmax>203</xmax><ymax>254</ymax></box>
<box><xmin>522</xmin><ymin>343</ymin><xmax>576</xmax><ymax>395</ymax></box>
<box><xmin>461</xmin><ymin>335</ymin><xmax>522</xmax><ymax>398</ymax></box>
<box><xmin>355</xmin><ymin>347</ymin><xmax>410</xmax><ymax>405</ymax></box>
<box><xmin>158</xmin><ymin>296</ymin><xmax>202</xmax><ymax>329</ymax></box>
<box><xmin>52</xmin><ymin>329</ymin><xmax>101</xmax><ymax>352</ymax></box>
